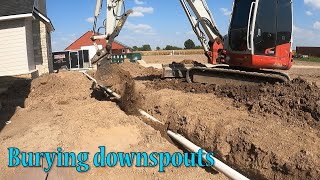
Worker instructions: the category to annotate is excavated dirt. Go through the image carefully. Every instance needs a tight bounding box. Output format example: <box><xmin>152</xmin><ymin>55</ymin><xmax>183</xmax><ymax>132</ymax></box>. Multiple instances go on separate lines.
<box><xmin>147</xmin><ymin>78</ymin><xmax>320</xmax><ymax>131</ymax></box>
<box><xmin>0</xmin><ymin>71</ymin><xmax>227</xmax><ymax>180</ymax></box>
<box><xmin>118</xmin><ymin>62</ymin><xmax>320</xmax><ymax>179</ymax></box>
<box><xmin>95</xmin><ymin>63</ymin><xmax>142</xmax><ymax>115</ymax></box>
<box><xmin>1</xmin><ymin>60</ymin><xmax>320</xmax><ymax>179</ymax></box>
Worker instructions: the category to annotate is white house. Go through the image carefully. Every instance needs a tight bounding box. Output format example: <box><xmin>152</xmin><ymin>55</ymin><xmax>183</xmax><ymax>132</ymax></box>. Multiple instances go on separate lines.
<box><xmin>0</xmin><ymin>0</ymin><xmax>54</xmax><ymax>77</ymax></box>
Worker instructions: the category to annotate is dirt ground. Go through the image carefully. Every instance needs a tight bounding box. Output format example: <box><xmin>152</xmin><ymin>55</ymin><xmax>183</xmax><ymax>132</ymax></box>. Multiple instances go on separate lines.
<box><xmin>0</xmin><ymin>57</ymin><xmax>320</xmax><ymax>179</ymax></box>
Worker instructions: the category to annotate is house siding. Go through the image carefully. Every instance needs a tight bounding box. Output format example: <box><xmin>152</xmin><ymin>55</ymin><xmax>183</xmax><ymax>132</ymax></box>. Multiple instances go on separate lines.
<box><xmin>25</xmin><ymin>19</ymin><xmax>35</xmax><ymax>71</ymax></box>
<box><xmin>0</xmin><ymin>19</ymin><xmax>29</xmax><ymax>76</ymax></box>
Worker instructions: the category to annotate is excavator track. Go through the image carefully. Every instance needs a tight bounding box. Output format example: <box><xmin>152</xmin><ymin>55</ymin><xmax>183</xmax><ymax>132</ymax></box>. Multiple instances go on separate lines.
<box><xmin>186</xmin><ymin>66</ymin><xmax>291</xmax><ymax>85</ymax></box>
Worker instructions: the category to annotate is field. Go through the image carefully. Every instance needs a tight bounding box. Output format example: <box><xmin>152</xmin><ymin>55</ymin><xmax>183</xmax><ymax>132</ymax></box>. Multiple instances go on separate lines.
<box><xmin>0</xmin><ymin>55</ymin><xmax>320</xmax><ymax>179</ymax></box>
<box><xmin>294</xmin><ymin>56</ymin><xmax>320</xmax><ymax>63</ymax></box>
<box><xmin>137</xmin><ymin>49</ymin><xmax>204</xmax><ymax>56</ymax></box>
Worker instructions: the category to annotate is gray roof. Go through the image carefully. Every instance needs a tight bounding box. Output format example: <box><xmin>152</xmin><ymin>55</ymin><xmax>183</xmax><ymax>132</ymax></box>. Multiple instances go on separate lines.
<box><xmin>0</xmin><ymin>0</ymin><xmax>35</xmax><ymax>17</ymax></box>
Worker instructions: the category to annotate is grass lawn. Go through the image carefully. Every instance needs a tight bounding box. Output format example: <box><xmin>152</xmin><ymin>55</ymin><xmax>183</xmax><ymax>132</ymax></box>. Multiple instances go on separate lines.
<box><xmin>294</xmin><ymin>56</ymin><xmax>320</xmax><ymax>63</ymax></box>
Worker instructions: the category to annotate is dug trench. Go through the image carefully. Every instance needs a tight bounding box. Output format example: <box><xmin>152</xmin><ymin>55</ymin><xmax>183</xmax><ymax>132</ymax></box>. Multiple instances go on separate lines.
<box><xmin>1</xmin><ymin>71</ymin><xmax>230</xmax><ymax>180</ymax></box>
<box><xmin>94</xmin><ymin>62</ymin><xmax>320</xmax><ymax>179</ymax></box>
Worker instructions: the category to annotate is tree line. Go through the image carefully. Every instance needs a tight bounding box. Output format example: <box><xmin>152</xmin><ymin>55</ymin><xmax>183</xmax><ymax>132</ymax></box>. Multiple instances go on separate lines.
<box><xmin>132</xmin><ymin>39</ymin><xmax>202</xmax><ymax>51</ymax></box>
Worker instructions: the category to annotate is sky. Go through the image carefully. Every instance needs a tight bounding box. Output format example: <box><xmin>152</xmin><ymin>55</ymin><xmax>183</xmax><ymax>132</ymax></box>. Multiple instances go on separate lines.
<box><xmin>47</xmin><ymin>0</ymin><xmax>320</xmax><ymax>51</ymax></box>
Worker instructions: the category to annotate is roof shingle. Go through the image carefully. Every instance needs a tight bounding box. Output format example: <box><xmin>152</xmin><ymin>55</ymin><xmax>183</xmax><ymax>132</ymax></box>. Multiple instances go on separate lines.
<box><xmin>0</xmin><ymin>0</ymin><xmax>35</xmax><ymax>17</ymax></box>
<box><xmin>65</xmin><ymin>31</ymin><xmax>132</xmax><ymax>51</ymax></box>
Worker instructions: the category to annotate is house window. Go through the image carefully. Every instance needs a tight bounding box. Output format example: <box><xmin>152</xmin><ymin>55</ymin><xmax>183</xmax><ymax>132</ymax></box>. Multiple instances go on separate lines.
<box><xmin>122</xmin><ymin>49</ymin><xmax>125</xmax><ymax>54</ymax></box>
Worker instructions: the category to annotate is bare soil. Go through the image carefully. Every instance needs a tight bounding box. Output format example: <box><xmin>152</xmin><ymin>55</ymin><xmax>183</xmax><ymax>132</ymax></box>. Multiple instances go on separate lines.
<box><xmin>147</xmin><ymin>78</ymin><xmax>320</xmax><ymax>131</ymax></box>
<box><xmin>0</xmin><ymin>71</ymin><xmax>227</xmax><ymax>180</ymax></box>
<box><xmin>123</xmin><ymin>61</ymin><xmax>320</xmax><ymax>179</ymax></box>
<box><xmin>1</xmin><ymin>58</ymin><xmax>320</xmax><ymax>179</ymax></box>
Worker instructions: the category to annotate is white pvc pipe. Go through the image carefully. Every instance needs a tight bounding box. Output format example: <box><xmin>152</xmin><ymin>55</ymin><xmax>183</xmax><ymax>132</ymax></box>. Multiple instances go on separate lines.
<box><xmin>135</xmin><ymin>107</ymin><xmax>249</xmax><ymax>180</ymax></box>
<box><xmin>82</xmin><ymin>72</ymin><xmax>97</xmax><ymax>83</ymax></box>
<box><xmin>82</xmin><ymin>71</ymin><xmax>249</xmax><ymax>180</ymax></box>
<box><xmin>99</xmin><ymin>85</ymin><xmax>121</xmax><ymax>99</ymax></box>
<box><xmin>167</xmin><ymin>131</ymin><xmax>249</xmax><ymax>180</ymax></box>
<box><xmin>82</xmin><ymin>72</ymin><xmax>121</xmax><ymax>99</ymax></box>
<box><xmin>138</xmin><ymin>109</ymin><xmax>163</xmax><ymax>124</ymax></box>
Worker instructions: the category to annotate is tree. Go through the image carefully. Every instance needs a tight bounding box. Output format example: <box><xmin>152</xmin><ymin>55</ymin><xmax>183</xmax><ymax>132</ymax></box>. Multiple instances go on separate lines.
<box><xmin>184</xmin><ymin>39</ymin><xmax>196</xmax><ymax>49</ymax></box>
<box><xmin>140</xmin><ymin>44</ymin><xmax>152</xmax><ymax>51</ymax></box>
<box><xmin>132</xmin><ymin>46</ymin><xmax>138</xmax><ymax>51</ymax></box>
<box><xmin>156</xmin><ymin>46</ymin><xmax>161</xmax><ymax>51</ymax></box>
<box><xmin>164</xmin><ymin>45</ymin><xmax>182</xmax><ymax>50</ymax></box>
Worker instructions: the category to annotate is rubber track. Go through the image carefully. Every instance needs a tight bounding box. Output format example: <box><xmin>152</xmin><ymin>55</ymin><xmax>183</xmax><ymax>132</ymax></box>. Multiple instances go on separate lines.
<box><xmin>186</xmin><ymin>66</ymin><xmax>291</xmax><ymax>85</ymax></box>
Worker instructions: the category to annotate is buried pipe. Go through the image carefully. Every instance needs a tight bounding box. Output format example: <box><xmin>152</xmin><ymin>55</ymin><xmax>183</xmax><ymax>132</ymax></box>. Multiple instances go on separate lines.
<box><xmin>138</xmin><ymin>109</ymin><xmax>163</xmax><ymax>124</ymax></box>
<box><xmin>167</xmin><ymin>131</ymin><xmax>249</xmax><ymax>180</ymax></box>
<box><xmin>138</xmin><ymin>110</ymin><xmax>249</xmax><ymax>180</ymax></box>
<box><xmin>82</xmin><ymin>72</ymin><xmax>121</xmax><ymax>99</ymax></box>
<box><xmin>82</xmin><ymin>72</ymin><xmax>249</xmax><ymax>180</ymax></box>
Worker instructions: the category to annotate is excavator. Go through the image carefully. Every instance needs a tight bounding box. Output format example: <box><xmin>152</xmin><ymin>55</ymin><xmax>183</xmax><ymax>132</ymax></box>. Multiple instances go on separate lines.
<box><xmin>90</xmin><ymin>0</ymin><xmax>293</xmax><ymax>85</ymax></box>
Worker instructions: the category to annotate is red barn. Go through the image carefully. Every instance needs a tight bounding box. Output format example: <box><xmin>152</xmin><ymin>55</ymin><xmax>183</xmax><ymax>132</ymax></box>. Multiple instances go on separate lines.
<box><xmin>65</xmin><ymin>31</ymin><xmax>133</xmax><ymax>59</ymax></box>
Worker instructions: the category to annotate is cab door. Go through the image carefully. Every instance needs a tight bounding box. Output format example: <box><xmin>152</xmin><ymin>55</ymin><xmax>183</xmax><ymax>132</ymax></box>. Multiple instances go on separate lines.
<box><xmin>252</xmin><ymin>0</ymin><xmax>292</xmax><ymax>56</ymax></box>
<box><xmin>252</xmin><ymin>0</ymin><xmax>277</xmax><ymax>56</ymax></box>
<box><xmin>228</xmin><ymin>0</ymin><xmax>256</xmax><ymax>54</ymax></box>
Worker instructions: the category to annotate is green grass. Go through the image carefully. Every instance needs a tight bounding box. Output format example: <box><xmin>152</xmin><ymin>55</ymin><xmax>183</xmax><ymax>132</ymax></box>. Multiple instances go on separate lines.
<box><xmin>294</xmin><ymin>56</ymin><xmax>320</xmax><ymax>63</ymax></box>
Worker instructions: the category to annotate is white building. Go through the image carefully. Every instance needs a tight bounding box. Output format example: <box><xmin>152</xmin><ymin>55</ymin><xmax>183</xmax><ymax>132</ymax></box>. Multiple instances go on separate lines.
<box><xmin>0</xmin><ymin>0</ymin><xmax>54</xmax><ymax>77</ymax></box>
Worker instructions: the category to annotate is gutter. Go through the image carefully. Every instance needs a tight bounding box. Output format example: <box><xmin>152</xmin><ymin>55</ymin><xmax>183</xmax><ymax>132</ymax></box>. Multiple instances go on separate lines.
<box><xmin>0</xmin><ymin>10</ymin><xmax>54</xmax><ymax>33</ymax></box>
<box><xmin>0</xmin><ymin>13</ymin><xmax>33</xmax><ymax>21</ymax></box>
<box><xmin>32</xmin><ymin>8</ymin><xmax>55</xmax><ymax>32</ymax></box>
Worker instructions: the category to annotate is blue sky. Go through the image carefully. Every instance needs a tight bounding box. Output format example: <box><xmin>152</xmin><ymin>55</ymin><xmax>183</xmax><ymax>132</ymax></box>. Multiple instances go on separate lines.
<box><xmin>47</xmin><ymin>0</ymin><xmax>320</xmax><ymax>51</ymax></box>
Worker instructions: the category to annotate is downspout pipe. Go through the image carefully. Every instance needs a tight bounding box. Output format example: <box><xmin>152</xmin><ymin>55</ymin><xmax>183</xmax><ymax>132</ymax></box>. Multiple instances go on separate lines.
<box><xmin>82</xmin><ymin>72</ymin><xmax>250</xmax><ymax>180</ymax></box>
<box><xmin>167</xmin><ymin>131</ymin><xmax>249</xmax><ymax>180</ymax></box>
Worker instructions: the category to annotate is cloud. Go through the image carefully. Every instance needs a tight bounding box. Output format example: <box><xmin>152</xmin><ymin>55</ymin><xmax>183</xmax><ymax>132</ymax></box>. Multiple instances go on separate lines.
<box><xmin>125</xmin><ymin>22</ymin><xmax>152</xmax><ymax>31</ymax></box>
<box><xmin>306</xmin><ymin>11</ymin><xmax>313</xmax><ymax>16</ymax></box>
<box><xmin>293</xmin><ymin>25</ymin><xmax>320</xmax><ymax>47</ymax></box>
<box><xmin>220</xmin><ymin>8</ymin><xmax>232</xmax><ymax>16</ymax></box>
<box><xmin>124</xmin><ymin>21</ymin><xmax>156</xmax><ymax>35</ymax></box>
<box><xmin>304</xmin><ymin>0</ymin><xmax>320</xmax><ymax>9</ymax></box>
<box><xmin>313</xmin><ymin>21</ymin><xmax>320</xmax><ymax>30</ymax></box>
<box><xmin>86</xmin><ymin>17</ymin><xmax>94</xmax><ymax>23</ymax></box>
<box><xmin>131</xmin><ymin>7</ymin><xmax>154</xmax><ymax>17</ymax></box>
<box><xmin>131</xmin><ymin>12</ymin><xmax>144</xmax><ymax>17</ymax></box>
<box><xmin>134</xmin><ymin>0</ymin><xmax>144</xmax><ymax>5</ymax></box>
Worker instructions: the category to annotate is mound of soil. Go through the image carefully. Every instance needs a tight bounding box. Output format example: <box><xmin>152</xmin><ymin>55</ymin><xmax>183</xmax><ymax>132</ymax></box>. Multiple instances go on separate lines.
<box><xmin>216</xmin><ymin>78</ymin><xmax>320</xmax><ymax>129</ymax></box>
<box><xmin>95</xmin><ymin>63</ymin><xmax>142</xmax><ymax>115</ymax></box>
<box><xmin>141</xmin><ymin>88</ymin><xmax>320</xmax><ymax>180</ymax></box>
<box><xmin>118</xmin><ymin>62</ymin><xmax>162</xmax><ymax>80</ymax></box>
<box><xmin>147</xmin><ymin>78</ymin><xmax>320</xmax><ymax>130</ymax></box>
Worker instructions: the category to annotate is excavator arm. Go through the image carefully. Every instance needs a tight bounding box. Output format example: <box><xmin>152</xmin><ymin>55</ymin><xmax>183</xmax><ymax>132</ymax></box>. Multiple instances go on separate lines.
<box><xmin>179</xmin><ymin>0</ymin><xmax>223</xmax><ymax>61</ymax></box>
<box><xmin>90</xmin><ymin>0</ymin><xmax>132</xmax><ymax>65</ymax></box>
<box><xmin>90</xmin><ymin>0</ymin><xmax>223</xmax><ymax>65</ymax></box>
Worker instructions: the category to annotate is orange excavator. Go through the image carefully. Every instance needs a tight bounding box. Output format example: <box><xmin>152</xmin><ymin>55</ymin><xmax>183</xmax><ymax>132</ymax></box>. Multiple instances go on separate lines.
<box><xmin>90</xmin><ymin>0</ymin><xmax>293</xmax><ymax>84</ymax></box>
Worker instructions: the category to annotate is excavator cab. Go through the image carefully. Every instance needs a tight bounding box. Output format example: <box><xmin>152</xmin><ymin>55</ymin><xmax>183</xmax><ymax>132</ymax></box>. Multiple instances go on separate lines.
<box><xmin>227</xmin><ymin>0</ymin><xmax>293</xmax><ymax>70</ymax></box>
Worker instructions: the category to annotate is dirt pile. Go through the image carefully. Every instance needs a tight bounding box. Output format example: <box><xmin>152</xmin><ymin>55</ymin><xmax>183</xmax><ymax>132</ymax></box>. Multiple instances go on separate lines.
<box><xmin>118</xmin><ymin>62</ymin><xmax>162</xmax><ymax>79</ymax></box>
<box><xmin>147</xmin><ymin>78</ymin><xmax>320</xmax><ymax>130</ymax></box>
<box><xmin>25</xmin><ymin>72</ymin><xmax>92</xmax><ymax>107</ymax></box>
<box><xmin>141</xmin><ymin>88</ymin><xmax>320</xmax><ymax>180</ymax></box>
<box><xmin>95</xmin><ymin>63</ymin><xmax>143</xmax><ymax>115</ymax></box>
<box><xmin>1</xmin><ymin>71</ymin><xmax>228</xmax><ymax>180</ymax></box>
<box><xmin>216</xmin><ymin>78</ymin><xmax>320</xmax><ymax>129</ymax></box>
